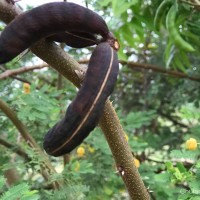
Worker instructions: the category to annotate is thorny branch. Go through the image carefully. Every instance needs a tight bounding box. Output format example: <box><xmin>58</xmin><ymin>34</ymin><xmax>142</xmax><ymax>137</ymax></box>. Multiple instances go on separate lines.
<box><xmin>1</xmin><ymin>60</ymin><xmax>199</xmax><ymax>82</ymax></box>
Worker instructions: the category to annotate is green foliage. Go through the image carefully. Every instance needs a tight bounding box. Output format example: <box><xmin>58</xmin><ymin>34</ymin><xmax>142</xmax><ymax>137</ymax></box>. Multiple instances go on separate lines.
<box><xmin>0</xmin><ymin>179</ymin><xmax>39</xmax><ymax>200</ymax></box>
<box><xmin>99</xmin><ymin>0</ymin><xmax>138</xmax><ymax>17</ymax></box>
<box><xmin>10</xmin><ymin>84</ymin><xmax>60</xmax><ymax>124</ymax></box>
<box><xmin>170</xmin><ymin>150</ymin><xmax>198</xmax><ymax>161</ymax></box>
<box><xmin>46</xmin><ymin>185</ymin><xmax>89</xmax><ymax>200</ymax></box>
<box><xmin>179</xmin><ymin>103</ymin><xmax>200</xmax><ymax>121</ymax></box>
<box><xmin>122</xmin><ymin>110</ymin><xmax>156</xmax><ymax>130</ymax></box>
<box><xmin>165</xmin><ymin>161</ymin><xmax>192</xmax><ymax>183</ymax></box>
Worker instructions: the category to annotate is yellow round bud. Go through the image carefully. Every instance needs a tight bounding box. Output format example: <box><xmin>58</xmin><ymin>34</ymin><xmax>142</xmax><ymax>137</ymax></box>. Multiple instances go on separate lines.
<box><xmin>125</xmin><ymin>134</ymin><xmax>129</xmax><ymax>141</ymax></box>
<box><xmin>76</xmin><ymin>147</ymin><xmax>85</xmax><ymax>157</ymax></box>
<box><xmin>23</xmin><ymin>83</ymin><xmax>31</xmax><ymax>94</ymax></box>
<box><xmin>185</xmin><ymin>138</ymin><xmax>198</xmax><ymax>150</ymax></box>
<box><xmin>88</xmin><ymin>146</ymin><xmax>95</xmax><ymax>153</ymax></box>
<box><xmin>133</xmin><ymin>158</ymin><xmax>140</xmax><ymax>168</ymax></box>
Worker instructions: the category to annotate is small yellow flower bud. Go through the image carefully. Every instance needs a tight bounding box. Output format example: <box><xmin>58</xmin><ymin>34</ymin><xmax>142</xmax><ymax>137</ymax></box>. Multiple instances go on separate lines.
<box><xmin>125</xmin><ymin>134</ymin><xmax>129</xmax><ymax>141</ymax></box>
<box><xmin>88</xmin><ymin>146</ymin><xmax>95</xmax><ymax>153</ymax></box>
<box><xmin>186</xmin><ymin>138</ymin><xmax>198</xmax><ymax>150</ymax></box>
<box><xmin>133</xmin><ymin>158</ymin><xmax>140</xmax><ymax>168</ymax></box>
<box><xmin>77</xmin><ymin>147</ymin><xmax>85</xmax><ymax>157</ymax></box>
<box><xmin>23</xmin><ymin>83</ymin><xmax>31</xmax><ymax>94</ymax></box>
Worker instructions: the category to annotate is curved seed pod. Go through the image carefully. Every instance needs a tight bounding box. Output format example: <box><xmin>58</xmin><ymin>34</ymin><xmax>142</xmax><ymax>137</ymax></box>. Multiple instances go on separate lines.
<box><xmin>166</xmin><ymin>5</ymin><xmax>195</xmax><ymax>52</ymax></box>
<box><xmin>154</xmin><ymin>0</ymin><xmax>172</xmax><ymax>32</ymax></box>
<box><xmin>6</xmin><ymin>0</ymin><xmax>15</xmax><ymax>4</ymax></box>
<box><xmin>43</xmin><ymin>42</ymin><xmax>119</xmax><ymax>157</ymax></box>
<box><xmin>48</xmin><ymin>31</ymin><xmax>100</xmax><ymax>48</ymax></box>
<box><xmin>0</xmin><ymin>2</ymin><xmax>110</xmax><ymax>64</ymax></box>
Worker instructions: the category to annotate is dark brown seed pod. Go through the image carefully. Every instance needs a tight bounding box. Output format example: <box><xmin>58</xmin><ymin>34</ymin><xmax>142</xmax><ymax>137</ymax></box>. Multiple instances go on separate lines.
<box><xmin>6</xmin><ymin>0</ymin><xmax>15</xmax><ymax>4</ymax></box>
<box><xmin>48</xmin><ymin>31</ymin><xmax>101</xmax><ymax>48</ymax></box>
<box><xmin>43</xmin><ymin>42</ymin><xmax>119</xmax><ymax>156</ymax></box>
<box><xmin>0</xmin><ymin>2</ymin><xmax>110</xmax><ymax>64</ymax></box>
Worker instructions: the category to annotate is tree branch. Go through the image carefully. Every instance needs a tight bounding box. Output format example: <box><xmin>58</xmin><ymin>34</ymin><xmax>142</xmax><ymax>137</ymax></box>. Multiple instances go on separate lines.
<box><xmin>79</xmin><ymin>59</ymin><xmax>200</xmax><ymax>82</ymax></box>
<box><xmin>0</xmin><ymin>99</ymin><xmax>61</xmax><ymax>189</ymax></box>
<box><xmin>0</xmin><ymin>1</ymin><xmax>149</xmax><ymax>199</ymax></box>
<box><xmin>2</xmin><ymin>58</ymin><xmax>199</xmax><ymax>83</ymax></box>
<box><xmin>158</xmin><ymin>109</ymin><xmax>188</xmax><ymax>128</ymax></box>
<box><xmin>0</xmin><ymin>137</ymin><xmax>29</xmax><ymax>160</ymax></box>
<box><xmin>0</xmin><ymin>64</ymin><xmax>47</xmax><ymax>80</ymax></box>
<box><xmin>125</xmin><ymin>61</ymin><xmax>200</xmax><ymax>82</ymax></box>
<box><xmin>0</xmin><ymin>65</ymin><xmax>31</xmax><ymax>83</ymax></box>
<box><xmin>100</xmin><ymin>101</ymin><xmax>150</xmax><ymax>199</ymax></box>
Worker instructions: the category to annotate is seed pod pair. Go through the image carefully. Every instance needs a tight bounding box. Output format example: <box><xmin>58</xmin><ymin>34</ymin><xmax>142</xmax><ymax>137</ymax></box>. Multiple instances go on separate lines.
<box><xmin>44</xmin><ymin>42</ymin><xmax>119</xmax><ymax>156</ymax></box>
<box><xmin>0</xmin><ymin>2</ymin><xmax>120</xmax><ymax>156</ymax></box>
<box><xmin>154</xmin><ymin>0</ymin><xmax>172</xmax><ymax>32</ymax></box>
<box><xmin>0</xmin><ymin>2</ymin><xmax>118</xmax><ymax>64</ymax></box>
<box><xmin>166</xmin><ymin>5</ymin><xmax>195</xmax><ymax>52</ymax></box>
<box><xmin>154</xmin><ymin>1</ymin><xmax>195</xmax><ymax>52</ymax></box>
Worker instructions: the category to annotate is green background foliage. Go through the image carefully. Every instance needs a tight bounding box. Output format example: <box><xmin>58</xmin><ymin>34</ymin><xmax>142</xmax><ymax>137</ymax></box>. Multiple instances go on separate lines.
<box><xmin>0</xmin><ymin>0</ymin><xmax>200</xmax><ymax>199</ymax></box>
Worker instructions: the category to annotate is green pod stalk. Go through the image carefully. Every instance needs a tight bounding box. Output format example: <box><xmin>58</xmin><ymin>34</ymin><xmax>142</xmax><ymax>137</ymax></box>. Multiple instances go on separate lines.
<box><xmin>166</xmin><ymin>5</ymin><xmax>195</xmax><ymax>52</ymax></box>
<box><xmin>154</xmin><ymin>0</ymin><xmax>172</xmax><ymax>31</ymax></box>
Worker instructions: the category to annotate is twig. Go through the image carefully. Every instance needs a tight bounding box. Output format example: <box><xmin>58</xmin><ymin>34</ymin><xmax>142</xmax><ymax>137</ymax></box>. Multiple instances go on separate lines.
<box><xmin>0</xmin><ymin>66</ymin><xmax>31</xmax><ymax>83</ymax></box>
<box><xmin>125</xmin><ymin>61</ymin><xmax>200</xmax><ymax>82</ymax></box>
<box><xmin>1</xmin><ymin>58</ymin><xmax>199</xmax><ymax>83</ymax></box>
<box><xmin>0</xmin><ymin>64</ymin><xmax>47</xmax><ymax>80</ymax></box>
<box><xmin>158</xmin><ymin>109</ymin><xmax>188</xmax><ymax>128</ymax></box>
<box><xmin>0</xmin><ymin>137</ymin><xmax>29</xmax><ymax>160</ymax></box>
<box><xmin>179</xmin><ymin>0</ymin><xmax>200</xmax><ymax>10</ymax></box>
<box><xmin>0</xmin><ymin>99</ymin><xmax>62</xmax><ymax>189</ymax></box>
<box><xmin>79</xmin><ymin>59</ymin><xmax>200</xmax><ymax>82</ymax></box>
<box><xmin>0</xmin><ymin>100</ymin><xmax>39</xmax><ymax>147</ymax></box>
